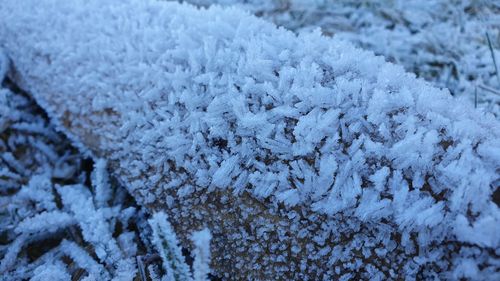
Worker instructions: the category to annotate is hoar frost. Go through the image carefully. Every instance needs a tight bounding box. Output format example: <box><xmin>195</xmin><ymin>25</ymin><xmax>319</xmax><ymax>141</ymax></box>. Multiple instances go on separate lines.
<box><xmin>0</xmin><ymin>0</ymin><xmax>499</xmax><ymax>279</ymax></box>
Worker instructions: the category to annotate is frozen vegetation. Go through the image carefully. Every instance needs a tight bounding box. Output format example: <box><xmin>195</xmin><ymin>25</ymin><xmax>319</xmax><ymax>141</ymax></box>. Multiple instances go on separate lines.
<box><xmin>0</xmin><ymin>79</ymin><xmax>211</xmax><ymax>280</ymax></box>
<box><xmin>185</xmin><ymin>0</ymin><xmax>500</xmax><ymax>116</ymax></box>
<box><xmin>0</xmin><ymin>0</ymin><xmax>499</xmax><ymax>280</ymax></box>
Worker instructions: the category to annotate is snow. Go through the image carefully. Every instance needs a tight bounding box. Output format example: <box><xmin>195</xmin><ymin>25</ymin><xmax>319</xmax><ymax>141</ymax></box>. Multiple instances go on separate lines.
<box><xmin>0</xmin><ymin>0</ymin><xmax>499</xmax><ymax>279</ymax></box>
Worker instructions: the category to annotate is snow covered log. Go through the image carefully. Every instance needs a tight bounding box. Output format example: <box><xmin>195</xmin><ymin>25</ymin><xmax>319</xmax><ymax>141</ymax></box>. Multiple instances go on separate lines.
<box><xmin>1</xmin><ymin>0</ymin><xmax>499</xmax><ymax>279</ymax></box>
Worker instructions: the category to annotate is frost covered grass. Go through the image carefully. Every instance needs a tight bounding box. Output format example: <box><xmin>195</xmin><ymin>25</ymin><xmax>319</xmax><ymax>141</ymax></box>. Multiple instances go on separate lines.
<box><xmin>0</xmin><ymin>0</ymin><xmax>499</xmax><ymax>280</ymax></box>
<box><xmin>0</xmin><ymin>79</ymin><xmax>213</xmax><ymax>281</ymax></box>
<box><xmin>185</xmin><ymin>0</ymin><xmax>500</xmax><ymax>116</ymax></box>
<box><xmin>0</xmin><ymin>78</ymin><xmax>141</xmax><ymax>280</ymax></box>
<box><xmin>149</xmin><ymin>212</ymin><xmax>212</xmax><ymax>281</ymax></box>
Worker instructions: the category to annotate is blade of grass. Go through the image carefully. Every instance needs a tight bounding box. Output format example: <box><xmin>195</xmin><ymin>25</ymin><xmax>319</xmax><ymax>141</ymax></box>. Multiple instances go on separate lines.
<box><xmin>136</xmin><ymin>256</ymin><xmax>147</xmax><ymax>281</ymax></box>
<box><xmin>478</xmin><ymin>84</ymin><xmax>500</xmax><ymax>95</ymax></box>
<box><xmin>486</xmin><ymin>32</ymin><xmax>500</xmax><ymax>85</ymax></box>
<box><xmin>475</xmin><ymin>85</ymin><xmax>478</xmax><ymax>108</ymax></box>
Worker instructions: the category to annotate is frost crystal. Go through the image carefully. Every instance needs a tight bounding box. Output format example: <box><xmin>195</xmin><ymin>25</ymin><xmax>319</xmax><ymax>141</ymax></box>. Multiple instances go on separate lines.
<box><xmin>191</xmin><ymin>229</ymin><xmax>212</xmax><ymax>281</ymax></box>
<box><xmin>183</xmin><ymin>0</ymin><xmax>500</xmax><ymax>115</ymax></box>
<box><xmin>0</xmin><ymin>0</ymin><xmax>499</xmax><ymax>279</ymax></box>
